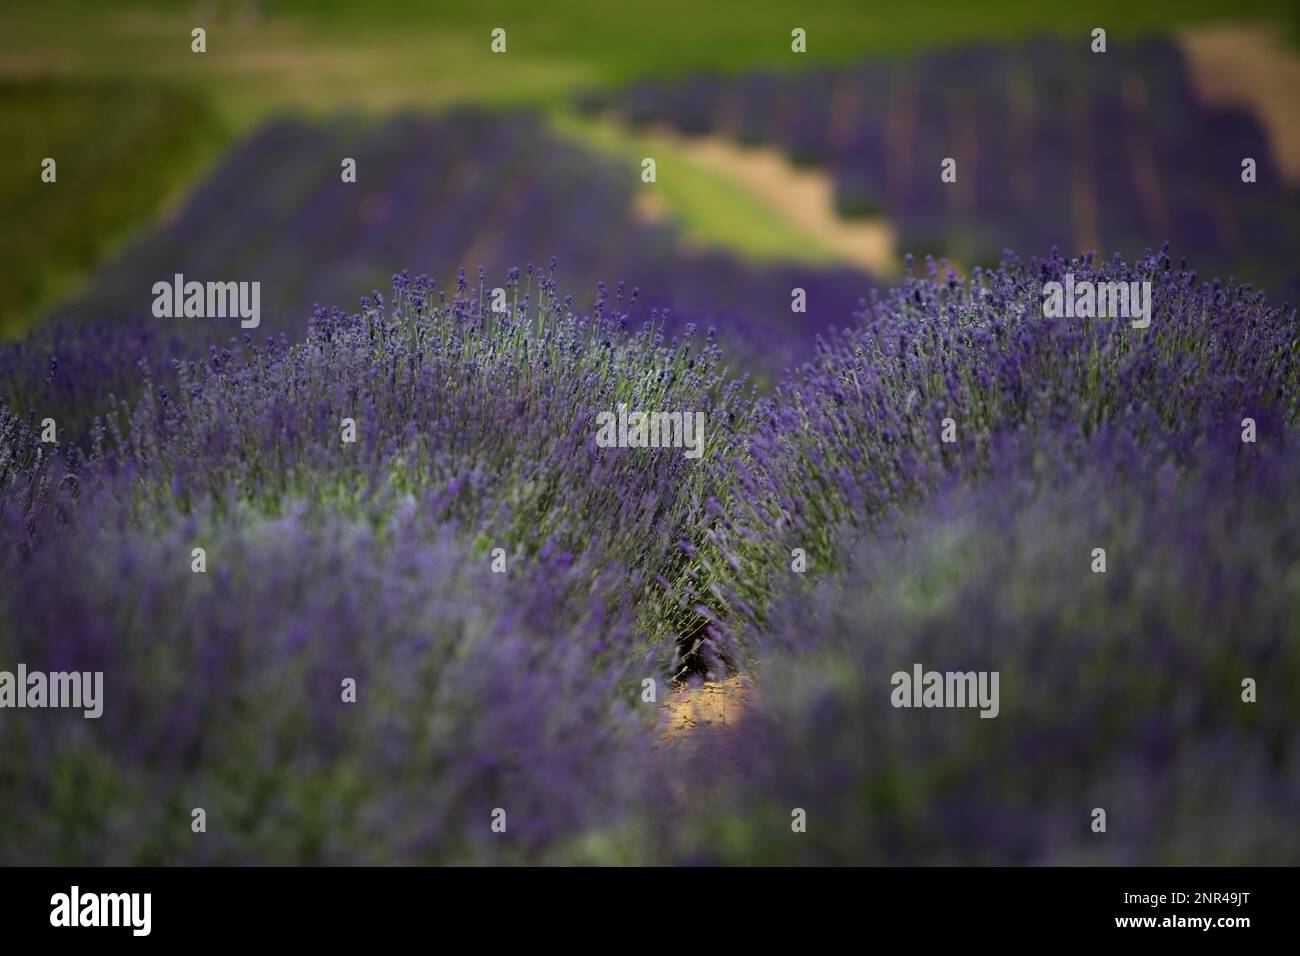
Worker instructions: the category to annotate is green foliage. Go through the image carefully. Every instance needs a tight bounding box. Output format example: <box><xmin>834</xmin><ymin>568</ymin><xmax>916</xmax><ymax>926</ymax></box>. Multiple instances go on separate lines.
<box><xmin>0</xmin><ymin>79</ymin><xmax>224</xmax><ymax>337</ymax></box>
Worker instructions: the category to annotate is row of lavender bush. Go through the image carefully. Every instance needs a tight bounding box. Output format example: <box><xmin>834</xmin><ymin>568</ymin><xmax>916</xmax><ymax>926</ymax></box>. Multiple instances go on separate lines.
<box><xmin>41</xmin><ymin>109</ymin><xmax>869</xmax><ymax>382</ymax></box>
<box><xmin>653</xmin><ymin>426</ymin><xmax>1300</xmax><ymax>864</ymax></box>
<box><xmin>584</xmin><ymin>38</ymin><xmax>1300</xmax><ymax>301</ymax></box>
<box><xmin>2</xmin><ymin>262</ymin><xmax>748</xmax><ymax>861</ymax></box>
<box><xmin>657</xmin><ymin>245</ymin><xmax>1300</xmax><ymax>863</ymax></box>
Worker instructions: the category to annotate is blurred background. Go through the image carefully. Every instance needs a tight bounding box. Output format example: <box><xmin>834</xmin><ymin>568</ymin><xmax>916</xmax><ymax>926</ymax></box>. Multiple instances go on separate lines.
<box><xmin>3</xmin><ymin>0</ymin><xmax>1298</xmax><ymax>376</ymax></box>
<box><xmin>3</xmin><ymin>0</ymin><xmax>1299</xmax><ymax>869</ymax></box>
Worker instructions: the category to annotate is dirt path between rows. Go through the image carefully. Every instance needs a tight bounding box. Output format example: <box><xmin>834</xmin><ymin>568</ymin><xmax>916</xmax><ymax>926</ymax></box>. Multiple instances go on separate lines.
<box><xmin>658</xmin><ymin>674</ymin><xmax>754</xmax><ymax>743</ymax></box>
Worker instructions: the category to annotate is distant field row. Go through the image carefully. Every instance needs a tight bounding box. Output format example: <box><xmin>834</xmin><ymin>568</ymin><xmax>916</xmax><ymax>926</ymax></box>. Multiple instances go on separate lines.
<box><xmin>14</xmin><ymin>109</ymin><xmax>868</xmax><ymax>438</ymax></box>
<box><xmin>585</xmin><ymin>36</ymin><xmax>1300</xmax><ymax>297</ymax></box>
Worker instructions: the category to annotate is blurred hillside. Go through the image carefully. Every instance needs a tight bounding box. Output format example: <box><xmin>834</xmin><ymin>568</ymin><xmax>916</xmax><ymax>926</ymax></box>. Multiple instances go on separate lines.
<box><xmin>2</xmin><ymin>0</ymin><xmax>1298</xmax><ymax>336</ymax></box>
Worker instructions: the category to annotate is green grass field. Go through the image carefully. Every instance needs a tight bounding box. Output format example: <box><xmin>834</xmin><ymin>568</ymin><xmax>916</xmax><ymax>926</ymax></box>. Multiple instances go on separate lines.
<box><xmin>0</xmin><ymin>80</ymin><xmax>224</xmax><ymax>336</ymax></box>
<box><xmin>550</xmin><ymin>112</ymin><xmax>849</xmax><ymax>267</ymax></box>
<box><xmin>2</xmin><ymin>0</ymin><xmax>1296</xmax><ymax>336</ymax></box>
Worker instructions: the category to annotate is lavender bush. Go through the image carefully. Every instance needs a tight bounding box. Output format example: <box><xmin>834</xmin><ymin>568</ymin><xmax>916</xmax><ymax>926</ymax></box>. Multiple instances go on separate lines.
<box><xmin>704</xmin><ymin>245</ymin><xmax>1299</xmax><ymax>652</ymax></box>
<box><xmin>4</xmin><ymin>263</ymin><xmax>755</xmax><ymax>671</ymax></box>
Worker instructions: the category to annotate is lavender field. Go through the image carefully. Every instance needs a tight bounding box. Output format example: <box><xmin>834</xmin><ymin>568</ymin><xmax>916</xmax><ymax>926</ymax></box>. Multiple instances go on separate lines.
<box><xmin>2</xmin><ymin>4</ymin><xmax>1299</xmax><ymax>878</ymax></box>
<box><xmin>3</xmin><ymin>246</ymin><xmax>1297</xmax><ymax>865</ymax></box>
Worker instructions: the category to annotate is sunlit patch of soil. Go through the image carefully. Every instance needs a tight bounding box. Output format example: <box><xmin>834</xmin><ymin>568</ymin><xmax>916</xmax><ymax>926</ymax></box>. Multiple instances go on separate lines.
<box><xmin>657</xmin><ymin>676</ymin><xmax>755</xmax><ymax>804</ymax></box>
<box><xmin>1181</xmin><ymin>24</ymin><xmax>1300</xmax><ymax>186</ymax></box>
<box><xmin>657</xmin><ymin>675</ymin><xmax>754</xmax><ymax>743</ymax></box>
